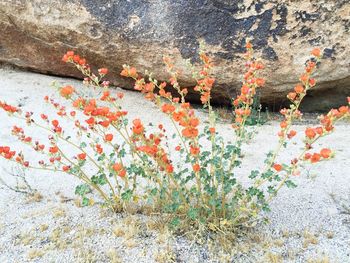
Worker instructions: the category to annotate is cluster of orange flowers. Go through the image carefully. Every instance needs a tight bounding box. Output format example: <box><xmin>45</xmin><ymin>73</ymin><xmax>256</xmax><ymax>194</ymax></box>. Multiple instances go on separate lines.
<box><xmin>112</xmin><ymin>162</ymin><xmax>126</xmax><ymax>177</ymax></box>
<box><xmin>62</xmin><ymin>51</ymin><xmax>87</xmax><ymax>66</ymax></box>
<box><xmin>0</xmin><ymin>146</ymin><xmax>16</xmax><ymax>160</ymax></box>
<box><xmin>232</xmin><ymin>41</ymin><xmax>265</xmax><ymax>125</ymax></box>
<box><xmin>70</xmin><ymin>97</ymin><xmax>127</xmax><ymax>129</ymax></box>
<box><xmin>302</xmin><ymin>101</ymin><xmax>350</xmax><ymax>163</ymax></box>
<box><xmin>276</xmin><ymin>48</ymin><xmax>322</xmax><ymax>140</ymax></box>
<box><xmin>120</xmin><ymin>66</ymin><xmax>138</xmax><ymax>79</ymax></box>
<box><xmin>304</xmin><ymin>148</ymin><xmax>332</xmax><ymax>163</ymax></box>
<box><xmin>194</xmin><ymin>52</ymin><xmax>215</xmax><ymax>104</ymax></box>
<box><xmin>0</xmin><ymin>144</ymin><xmax>29</xmax><ymax>167</ymax></box>
<box><xmin>132</xmin><ymin>118</ymin><xmax>145</xmax><ymax>135</ymax></box>
<box><xmin>60</xmin><ymin>85</ymin><xmax>75</xmax><ymax>98</ymax></box>
<box><xmin>0</xmin><ymin>101</ymin><xmax>19</xmax><ymax>113</ymax></box>
<box><xmin>131</xmin><ymin>120</ymin><xmax>174</xmax><ymax>174</ymax></box>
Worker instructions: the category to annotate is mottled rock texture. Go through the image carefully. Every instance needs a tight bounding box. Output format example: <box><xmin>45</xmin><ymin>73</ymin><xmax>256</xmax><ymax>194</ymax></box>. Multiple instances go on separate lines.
<box><xmin>0</xmin><ymin>0</ymin><xmax>349</xmax><ymax>111</ymax></box>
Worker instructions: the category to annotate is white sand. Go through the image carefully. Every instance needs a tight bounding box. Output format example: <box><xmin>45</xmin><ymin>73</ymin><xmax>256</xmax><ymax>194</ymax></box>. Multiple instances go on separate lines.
<box><xmin>0</xmin><ymin>67</ymin><xmax>349</xmax><ymax>262</ymax></box>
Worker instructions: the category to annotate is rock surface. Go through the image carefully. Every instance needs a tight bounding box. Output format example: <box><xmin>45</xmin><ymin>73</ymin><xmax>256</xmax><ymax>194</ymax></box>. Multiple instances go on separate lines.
<box><xmin>0</xmin><ymin>0</ymin><xmax>349</xmax><ymax>111</ymax></box>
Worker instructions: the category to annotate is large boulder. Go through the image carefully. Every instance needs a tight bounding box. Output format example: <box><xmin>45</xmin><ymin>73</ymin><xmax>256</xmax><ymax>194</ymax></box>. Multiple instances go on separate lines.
<box><xmin>0</xmin><ymin>0</ymin><xmax>349</xmax><ymax>111</ymax></box>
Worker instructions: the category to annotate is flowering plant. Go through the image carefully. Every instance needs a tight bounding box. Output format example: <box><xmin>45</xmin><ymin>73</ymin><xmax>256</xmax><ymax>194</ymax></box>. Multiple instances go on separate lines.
<box><xmin>1</xmin><ymin>42</ymin><xmax>349</xmax><ymax>229</ymax></box>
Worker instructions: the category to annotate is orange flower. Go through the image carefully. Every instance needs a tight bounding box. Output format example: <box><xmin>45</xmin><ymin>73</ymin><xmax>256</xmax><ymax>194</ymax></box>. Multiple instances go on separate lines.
<box><xmin>132</xmin><ymin>119</ymin><xmax>144</xmax><ymax>135</ymax></box>
<box><xmin>280</xmin><ymin>121</ymin><xmax>287</xmax><ymax>129</ymax></box>
<box><xmin>209</xmin><ymin>127</ymin><xmax>215</xmax><ymax>134</ymax></box>
<box><xmin>166</xmin><ymin>164</ymin><xmax>174</xmax><ymax>174</ymax></box>
<box><xmin>320</xmin><ymin>148</ymin><xmax>331</xmax><ymax>158</ymax></box>
<box><xmin>304</xmin><ymin>153</ymin><xmax>312</xmax><ymax>160</ymax></box>
<box><xmin>294</xmin><ymin>85</ymin><xmax>304</xmax><ymax>94</ymax></box>
<box><xmin>161</xmin><ymin>104</ymin><xmax>176</xmax><ymax>114</ymax></box>
<box><xmin>246</xmin><ymin>41</ymin><xmax>252</xmax><ymax>49</ymax></box>
<box><xmin>256</xmin><ymin>78</ymin><xmax>265</xmax><ymax>87</ymax></box>
<box><xmin>105</xmin><ymin>134</ymin><xmax>113</xmax><ymax>142</ymax></box>
<box><xmin>192</xmin><ymin>163</ymin><xmax>200</xmax><ymax>172</ymax></box>
<box><xmin>287</xmin><ymin>92</ymin><xmax>297</xmax><ymax>101</ymax></box>
<box><xmin>95</xmin><ymin>144</ymin><xmax>103</xmax><ymax>154</ymax></box>
<box><xmin>287</xmin><ymin>130</ymin><xmax>297</xmax><ymax>139</ymax></box>
<box><xmin>309</xmin><ymin>78</ymin><xmax>316</xmax><ymax>87</ymax></box>
<box><xmin>315</xmin><ymin>127</ymin><xmax>323</xmax><ymax>135</ymax></box>
<box><xmin>300</xmin><ymin>74</ymin><xmax>308</xmax><ymax>83</ymax></box>
<box><xmin>63</xmin><ymin>166</ymin><xmax>71</xmax><ymax>172</ymax></box>
<box><xmin>190</xmin><ymin>146</ymin><xmax>200</xmax><ymax>156</ymax></box>
<box><xmin>182</xmin><ymin>127</ymin><xmax>198</xmax><ymax>138</ymax></box>
<box><xmin>60</xmin><ymin>85</ymin><xmax>75</xmax><ymax>98</ymax></box>
<box><xmin>189</xmin><ymin>118</ymin><xmax>199</xmax><ymax>127</ymax></box>
<box><xmin>49</xmin><ymin>146</ymin><xmax>59</xmax><ymax>154</ymax></box>
<box><xmin>113</xmin><ymin>162</ymin><xmax>123</xmax><ymax>172</ymax></box>
<box><xmin>311</xmin><ymin>48</ymin><xmax>321</xmax><ymax>57</ymax></box>
<box><xmin>241</xmin><ymin>85</ymin><xmax>249</xmax><ymax>95</ymax></box>
<box><xmin>77</xmin><ymin>153</ymin><xmax>86</xmax><ymax>160</ymax></box>
<box><xmin>273</xmin><ymin>163</ymin><xmax>282</xmax><ymax>172</ymax></box>
<box><xmin>310</xmin><ymin>153</ymin><xmax>321</xmax><ymax>163</ymax></box>
<box><xmin>78</xmin><ymin>58</ymin><xmax>86</xmax><ymax>65</ymax></box>
<box><xmin>339</xmin><ymin>106</ymin><xmax>349</xmax><ymax>114</ymax></box>
<box><xmin>118</xmin><ymin>169</ymin><xmax>126</xmax><ymax>177</ymax></box>
<box><xmin>305</xmin><ymin>128</ymin><xmax>316</xmax><ymax>139</ymax></box>
<box><xmin>98</xmin><ymin>68</ymin><xmax>108</xmax><ymax>75</ymax></box>
<box><xmin>120</xmin><ymin>66</ymin><xmax>138</xmax><ymax>78</ymax></box>
<box><xmin>85</xmin><ymin>117</ymin><xmax>95</xmax><ymax>126</ymax></box>
<box><xmin>175</xmin><ymin>145</ymin><xmax>181</xmax><ymax>151</ymax></box>
<box><xmin>73</xmin><ymin>98</ymin><xmax>86</xmax><ymax>108</ymax></box>
<box><xmin>52</xmin><ymin>120</ymin><xmax>59</xmax><ymax>127</ymax></box>
<box><xmin>73</xmin><ymin>55</ymin><xmax>80</xmax><ymax>63</ymax></box>
<box><xmin>99</xmin><ymin>120</ymin><xmax>110</xmax><ymax>128</ymax></box>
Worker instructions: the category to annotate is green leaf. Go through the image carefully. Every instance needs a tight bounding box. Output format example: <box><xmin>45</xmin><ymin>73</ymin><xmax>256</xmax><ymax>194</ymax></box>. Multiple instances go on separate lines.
<box><xmin>150</xmin><ymin>188</ymin><xmax>158</xmax><ymax>196</ymax></box>
<box><xmin>91</xmin><ymin>174</ymin><xmax>107</xmax><ymax>185</ymax></box>
<box><xmin>187</xmin><ymin>208</ymin><xmax>198</xmax><ymax>220</ymax></box>
<box><xmin>121</xmin><ymin>190</ymin><xmax>132</xmax><ymax>201</ymax></box>
<box><xmin>82</xmin><ymin>197</ymin><xmax>90</xmax><ymax>206</ymax></box>
<box><xmin>249</xmin><ymin>170</ymin><xmax>259</xmax><ymax>179</ymax></box>
<box><xmin>172</xmin><ymin>190</ymin><xmax>180</xmax><ymax>201</ymax></box>
<box><xmin>75</xmin><ymin>184</ymin><xmax>91</xmax><ymax>196</ymax></box>
<box><xmin>262</xmin><ymin>170</ymin><xmax>274</xmax><ymax>179</ymax></box>
<box><xmin>261</xmin><ymin>203</ymin><xmax>270</xmax><ymax>212</ymax></box>
<box><xmin>118</xmin><ymin>149</ymin><xmax>126</xmax><ymax>158</ymax></box>
<box><xmin>210</xmin><ymin>156</ymin><xmax>221</xmax><ymax>166</ymax></box>
<box><xmin>80</xmin><ymin>142</ymin><xmax>87</xmax><ymax>148</ymax></box>
<box><xmin>285</xmin><ymin>180</ymin><xmax>297</xmax><ymax>188</ymax></box>
<box><xmin>247</xmin><ymin>187</ymin><xmax>259</xmax><ymax>197</ymax></box>
<box><xmin>170</xmin><ymin>217</ymin><xmax>180</xmax><ymax>228</ymax></box>
<box><xmin>97</xmin><ymin>153</ymin><xmax>106</xmax><ymax>161</ymax></box>
<box><xmin>267</xmin><ymin>186</ymin><xmax>275</xmax><ymax>194</ymax></box>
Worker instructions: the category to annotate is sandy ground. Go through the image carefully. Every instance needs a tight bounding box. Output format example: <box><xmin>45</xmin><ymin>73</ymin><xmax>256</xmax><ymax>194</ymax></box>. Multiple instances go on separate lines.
<box><xmin>0</xmin><ymin>67</ymin><xmax>349</xmax><ymax>262</ymax></box>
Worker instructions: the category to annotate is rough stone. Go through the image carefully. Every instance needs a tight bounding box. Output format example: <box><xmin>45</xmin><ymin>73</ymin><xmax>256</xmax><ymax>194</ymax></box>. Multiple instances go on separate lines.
<box><xmin>0</xmin><ymin>0</ymin><xmax>349</xmax><ymax>111</ymax></box>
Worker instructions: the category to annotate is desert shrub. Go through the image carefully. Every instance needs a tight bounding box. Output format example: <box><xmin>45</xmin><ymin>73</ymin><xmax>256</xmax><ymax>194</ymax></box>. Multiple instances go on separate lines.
<box><xmin>0</xmin><ymin>42</ymin><xmax>349</xmax><ymax>230</ymax></box>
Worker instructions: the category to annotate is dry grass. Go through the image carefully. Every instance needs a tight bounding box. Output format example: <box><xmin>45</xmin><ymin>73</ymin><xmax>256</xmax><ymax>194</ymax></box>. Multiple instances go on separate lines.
<box><xmin>106</xmin><ymin>248</ymin><xmax>122</xmax><ymax>263</ymax></box>
<box><xmin>265</xmin><ymin>251</ymin><xmax>283</xmax><ymax>263</ymax></box>
<box><xmin>52</xmin><ymin>207</ymin><xmax>66</xmax><ymax>218</ymax></box>
<box><xmin>26</xmin><ymin>191</ymin><xmax>43</xmax><ymax>203</ymax></box>
<box><xmin>39</xmin><ymin>223</ymin><xmax>49</xmax><ymax>232</ymax></box>
<box><xmin>302</xmin><ymin>230</ymin><xmax>319</xmax><ymax>248</ymax></box>
<box><xmin>307</xmin><ymin>256</ymin><xmax>330</xmax><ymax>263</ymax></box>
<box><xmin>27</xmin><ymin>249</ymin><xmax>45</xmax><ymax>260</ymax></box>
<box><xmin>155</xmin><ymin>244</ymin><xmax>177</xmax><ymax>263</ymax></box>
<box><xmin>16</xmin><ymin>231</ymin><xmax>35</xmax><ymax>246</ymax></box>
